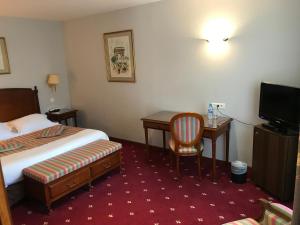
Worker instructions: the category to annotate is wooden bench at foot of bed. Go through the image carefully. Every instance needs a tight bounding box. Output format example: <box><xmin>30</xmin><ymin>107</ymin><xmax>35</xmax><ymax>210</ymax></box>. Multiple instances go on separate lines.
<box><xmin>23</xmin><ymin>140</ymin><xmax>122</xmax><ymax>211</ymax></box>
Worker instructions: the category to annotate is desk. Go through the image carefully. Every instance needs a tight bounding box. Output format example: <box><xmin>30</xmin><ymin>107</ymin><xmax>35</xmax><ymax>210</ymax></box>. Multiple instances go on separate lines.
<box><xmin>141</xmin><ymin>111</ymin><xmax>232</xmax><ymax>180</ymax></box>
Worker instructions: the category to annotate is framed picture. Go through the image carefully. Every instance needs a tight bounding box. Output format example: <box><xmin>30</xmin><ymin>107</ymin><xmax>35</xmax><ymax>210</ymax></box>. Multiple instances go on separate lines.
<box><xmin>103</xmin><ymin>30</ymin><xmax>135</xmax><ymax>82</ymax></box>
<box><xmin>0</xmin><ymin>37</ymin><xmax>11</xmax><ymax>75</ymax></box>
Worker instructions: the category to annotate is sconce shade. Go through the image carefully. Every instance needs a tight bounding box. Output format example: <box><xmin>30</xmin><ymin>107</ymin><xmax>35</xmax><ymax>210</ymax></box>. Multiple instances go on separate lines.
<box><xmin>48</xmin><ymin>74</ymin><xmax>60</xmax><ymax>85</ymax></box>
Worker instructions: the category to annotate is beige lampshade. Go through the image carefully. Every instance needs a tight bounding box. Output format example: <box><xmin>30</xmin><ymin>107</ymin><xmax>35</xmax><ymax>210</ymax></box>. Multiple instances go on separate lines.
<box><xmin>47</xmin><ymin>74</ymin><xmax>60</xmax><ymax>86</ymax></box>
<box><xmin>48</xmin><ymin>74</ymin><xmax>60</xmax><ymax>92</ymax></box>
<box><xmin>48</xmin><ymin>74</ymin><xmax>59</xmax><ymax>86</ymax></box>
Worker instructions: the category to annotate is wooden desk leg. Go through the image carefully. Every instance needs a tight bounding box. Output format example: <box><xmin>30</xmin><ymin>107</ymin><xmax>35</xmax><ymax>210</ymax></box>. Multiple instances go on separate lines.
<box><xmin>65</xmin><ymin>119</ymin><xmax>68</xmax><ymax>126</ymax></box>
<box><xmin>144</xmin><ymin>127</ymin><xmax>150</xmax><ymax>160</ymax></box>
<box><xmin>225</xmin><ymin>129</ymin><xmax>230</xmax><ymax>164</ymax></box>
<box><xmin>74</xmin><ymin>116</ymin><xmax>78</xmax><ymax>127</ymax></box>
<box><xmin>163</xmin><ymin>130</ymin><xmax>166</xmax><ymax>152</ymax></box>
<box><xmin>212</xmin><ymin>137</ymin><xmax>217</xmax><ymax>181</ymax></box>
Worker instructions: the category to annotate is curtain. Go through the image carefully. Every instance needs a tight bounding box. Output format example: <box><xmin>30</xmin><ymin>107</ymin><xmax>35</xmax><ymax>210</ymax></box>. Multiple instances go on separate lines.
<box><xmin>292</xmin><ymin>135</ymin><xmax>300</xmax><ymax>225</ymax></box>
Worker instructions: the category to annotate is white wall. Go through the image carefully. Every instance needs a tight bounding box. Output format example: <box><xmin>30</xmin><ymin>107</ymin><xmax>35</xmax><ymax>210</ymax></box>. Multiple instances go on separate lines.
<box><xmin>0</xmin><ymin>17</ymin><xmax>70</xmax><ymax>112</ymax></box>
<box><xmin>64</xmin><ymin>0</ymin><xmax>300</xmax><ymax>165</ymax></box>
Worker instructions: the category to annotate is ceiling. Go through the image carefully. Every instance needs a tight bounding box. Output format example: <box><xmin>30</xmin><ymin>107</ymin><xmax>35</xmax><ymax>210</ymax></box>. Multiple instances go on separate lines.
<box><xmin>0</xmin><ymin>0</ymin><xmax>160</xmax><ymax>21</ymax></box>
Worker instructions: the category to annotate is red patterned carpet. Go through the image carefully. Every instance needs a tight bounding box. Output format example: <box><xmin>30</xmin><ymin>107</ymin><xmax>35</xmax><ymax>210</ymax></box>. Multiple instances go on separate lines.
<box><xmin>12</xmin><ymin>140</ymin><xmax>280</xmax><ymax>225</ymax></box>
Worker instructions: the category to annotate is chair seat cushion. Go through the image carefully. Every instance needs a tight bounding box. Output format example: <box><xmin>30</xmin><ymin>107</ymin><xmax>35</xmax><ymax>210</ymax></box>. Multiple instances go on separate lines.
<box><xmin>169</xmin><ymin>138</ymin><xmax>204</xmax><ymax>154</ymax></box>
<box><xmin>23</xmin><ymin>140</ymin><xmax>122</xmax><ymax>184</ymax></box>
<box><xmin>222</xmin><ymin>218</ymin><xmax>260</xmax><ymax>225</ymax></box>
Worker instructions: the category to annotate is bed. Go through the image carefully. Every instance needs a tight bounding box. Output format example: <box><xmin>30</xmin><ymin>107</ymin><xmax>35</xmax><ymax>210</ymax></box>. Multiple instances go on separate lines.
<box><xmin>0</xmin><ymin>87</ymin><xmax>110</xmax><ymax>204</ymax></box>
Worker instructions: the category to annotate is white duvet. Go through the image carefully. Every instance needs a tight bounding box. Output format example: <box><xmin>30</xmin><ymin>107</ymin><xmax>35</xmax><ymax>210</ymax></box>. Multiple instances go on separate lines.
<box><xmin>0</xmin><ymin>129</ymin><xmax>109</xmax><ymax>187</ymax></box>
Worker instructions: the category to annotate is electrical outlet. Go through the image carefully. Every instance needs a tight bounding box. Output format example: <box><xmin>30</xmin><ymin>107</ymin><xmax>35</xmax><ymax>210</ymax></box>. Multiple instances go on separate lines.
<box><xmin>211</xmin><ymin>102</ymin><xmax>226</xmax><ymax>109</ymax></box>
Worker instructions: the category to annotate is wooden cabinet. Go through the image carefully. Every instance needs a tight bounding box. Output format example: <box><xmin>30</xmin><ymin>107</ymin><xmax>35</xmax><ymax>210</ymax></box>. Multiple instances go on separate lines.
<box><xmin>252</xmin><ymin>125</ymin><xmax>298</xmax><ymax>201</ymax></box>
<box><xmin>24</xmin><ymin>151</ymin><xmax>121</xmax><ymax>211</ymax></box>
<box><xmin>46</xmin><ymin>109</ymin><xmax>78</xmax><ymax>127</ymax></box>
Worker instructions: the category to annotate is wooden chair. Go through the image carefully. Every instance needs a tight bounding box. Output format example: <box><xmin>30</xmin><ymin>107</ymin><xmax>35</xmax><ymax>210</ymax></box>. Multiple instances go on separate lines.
<box><xmin>223</xmin><ymin>199</ymin><xmax>293</xmax><ymax>225</ymax></box>
<box><xmin>169</xmin><ymin>113</ymin><xmax>204</xmax><ymax>178</ymax></box>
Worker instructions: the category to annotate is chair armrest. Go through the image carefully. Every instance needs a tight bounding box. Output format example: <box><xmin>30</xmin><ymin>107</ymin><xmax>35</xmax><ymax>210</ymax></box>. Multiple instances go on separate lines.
<box><xmin>257</xmin><ymin>198</ymin><xmax>269</xmax><ymax>221</ymax></box>
<box><xmin>258</xmin><ymin>198</ymin><xmax>292</xmax><ymax>223</ymax></box>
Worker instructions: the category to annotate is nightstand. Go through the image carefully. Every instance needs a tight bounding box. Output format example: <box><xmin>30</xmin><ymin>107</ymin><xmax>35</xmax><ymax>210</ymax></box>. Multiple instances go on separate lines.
<box><xmin>46</xmin><ymin>109</ymin><xmax>78</xmax><ymax>127</ymax></box>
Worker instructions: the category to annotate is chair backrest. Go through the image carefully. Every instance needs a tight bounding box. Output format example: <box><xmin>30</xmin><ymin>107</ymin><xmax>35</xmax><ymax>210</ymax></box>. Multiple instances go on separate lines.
<box><xmin>170</xmin><ymin>113</ymin><xmax>204</xmax><ymax>148</ymax></box>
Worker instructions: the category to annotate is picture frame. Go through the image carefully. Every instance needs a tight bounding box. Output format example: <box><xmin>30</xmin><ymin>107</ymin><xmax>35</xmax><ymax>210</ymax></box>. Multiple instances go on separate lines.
<box><xmin>0</xmin><ymin>37</ymin><xmax>11</xmax><ymax>75</ymax></box>
<box><xmin>103</xmin><ymin>30</ymin><xmax>135</xmax><ymax>82</ymax></box>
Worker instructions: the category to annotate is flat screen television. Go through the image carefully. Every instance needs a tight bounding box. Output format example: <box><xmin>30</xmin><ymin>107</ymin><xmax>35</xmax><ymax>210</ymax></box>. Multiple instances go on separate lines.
<box><xmin>259</xmin><ymin>82</ymin><xmax>300</xmax><ymax>132</ymax></box>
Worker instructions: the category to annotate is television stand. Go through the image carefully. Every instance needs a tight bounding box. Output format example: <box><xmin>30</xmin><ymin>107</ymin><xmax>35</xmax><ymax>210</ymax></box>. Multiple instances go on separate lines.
<box><xmin>252</xmin><ymin>124</ymin><xmax>298</xmax><ymax>201</ymax></box>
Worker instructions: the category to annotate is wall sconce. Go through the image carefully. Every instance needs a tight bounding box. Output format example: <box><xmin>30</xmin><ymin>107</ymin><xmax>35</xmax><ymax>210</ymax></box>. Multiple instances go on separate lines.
<box><xmin>203</xmin><ymin>19</ymin><xmax>233</xmax><ymax>42</ymax></box>
<box><xmin>47</xmin><ymin>74</ymin><xmax>60</xmax><ymax>91</ymax></box>
<box><xmin>202</xmin><ymin>19</ymin><xmax>234</xmax><ymax>56</ymax></box>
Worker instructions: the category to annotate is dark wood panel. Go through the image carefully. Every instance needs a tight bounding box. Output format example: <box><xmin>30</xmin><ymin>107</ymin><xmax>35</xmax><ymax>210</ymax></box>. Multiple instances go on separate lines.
<box><xmin>282</xmin><ymin>137</ymin><xmax>298</xmax><ymax>200</ymax></box>
<box><xmin>252</xmin><ymin>125</ymin><xmax>298</xmax><ymax>201</ymax></box>
<box><xmin>264</xmin><ymin>132</ymin><xmax>282</xmax><ymax>196</ymax></box>
<box><xmin>252</xmin><ymin>127</ymin><xmax>267</xmax><ymax>186</ymax></box>
<box><xmin>24</xmin><ymin>177</ymin><xmax>47</xmax><ymax>203</ymax></box>
<box><xmin>0</xmin><ymin>87</ymin><xmax>40</xmax><ymax>122</ymax></box>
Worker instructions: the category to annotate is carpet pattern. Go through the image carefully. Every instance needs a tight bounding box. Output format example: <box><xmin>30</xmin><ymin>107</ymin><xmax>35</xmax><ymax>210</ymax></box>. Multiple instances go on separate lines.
<box><xmin>12</xmin><ymin>140</ymin><xmax>280</xmax><ymax>225</ymax></box>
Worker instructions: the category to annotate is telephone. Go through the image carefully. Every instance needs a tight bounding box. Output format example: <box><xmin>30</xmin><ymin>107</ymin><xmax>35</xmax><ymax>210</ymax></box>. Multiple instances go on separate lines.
<box><xmin>48</xmin><ymin>108</ymin><xmax>60</xmax><ymax>113</ymax></box>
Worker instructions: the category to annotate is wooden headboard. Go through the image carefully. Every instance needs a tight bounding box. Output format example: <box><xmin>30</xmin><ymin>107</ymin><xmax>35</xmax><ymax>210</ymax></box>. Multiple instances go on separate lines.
<box><xmin>0</xmin><ymin>86</ymin><xmax>41</xmax><ymax>122</ymax></box>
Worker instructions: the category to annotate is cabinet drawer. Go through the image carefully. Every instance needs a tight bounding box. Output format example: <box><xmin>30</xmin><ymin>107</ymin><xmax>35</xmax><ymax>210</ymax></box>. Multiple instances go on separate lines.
<box><xmin>90</xmin><ymin>152</ymin><xmax>120</xmax><ymax>178</ymax></box>
<box><xmin>49</xmin><ymin>167</ymin><xmax>90</xmax><ymax>198</ymax></box>
<box><xmin>143</xmin><ymin>121</ymin><xmax>170</xmax><ymax>131</ymax></box>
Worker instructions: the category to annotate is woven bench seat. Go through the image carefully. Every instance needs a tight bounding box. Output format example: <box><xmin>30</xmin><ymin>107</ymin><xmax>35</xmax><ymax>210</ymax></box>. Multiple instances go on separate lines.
<box><xmin>23</xmin><ymin>140</ymin><xmax>122</xmax><ymax>184</ymax></box>
<box><xmin>23</xmin><ymin>140</ymin><xmax>122</xmax><ymax>211</ymax></box>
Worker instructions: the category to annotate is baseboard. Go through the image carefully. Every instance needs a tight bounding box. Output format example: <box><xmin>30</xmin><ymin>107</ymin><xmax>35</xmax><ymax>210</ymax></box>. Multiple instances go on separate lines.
<box><xmin>109</xmin><ymin>136</ymin><xmax>231</xmax><ymax>166</ymax></box>
<box><xmin>110</xmin><ymin>136</ymin><xmax>253</xmax><ymax>175</ymax></box>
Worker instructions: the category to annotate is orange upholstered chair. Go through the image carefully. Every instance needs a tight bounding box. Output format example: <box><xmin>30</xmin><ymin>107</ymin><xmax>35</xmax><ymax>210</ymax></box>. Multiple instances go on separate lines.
<box><xmin>169</xmin><ymin>113</ymin><xmax>204</xmax><ymax>178</ymax></box>
<box><xmin>223</xmin><ymin>199</ymin><xmax>293</xmax><ymax>225</ymax></box>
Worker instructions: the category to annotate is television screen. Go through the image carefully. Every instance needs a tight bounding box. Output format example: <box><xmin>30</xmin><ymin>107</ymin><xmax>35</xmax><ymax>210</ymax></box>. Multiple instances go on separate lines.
<box><xmin>259</xmin><ymin>82</ymin><xmax>300</xmax><ymax>130</ymax></box>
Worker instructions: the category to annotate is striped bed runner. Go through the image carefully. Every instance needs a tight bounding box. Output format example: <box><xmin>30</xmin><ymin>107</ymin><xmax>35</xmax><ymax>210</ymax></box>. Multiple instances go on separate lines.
<box><xmin>23</xmin><ymin>140</ymin><xmax>122</xmax><ymax>184</ymax></box>
<box><xmin>0</xmin><ymin>125</ymin><xmax>84</xmax><ymax>157</ymax></box>
<box><xmin>223</xmin><ymin>218</ymin><xmax>260</xmax><ymax>225</ymax></box>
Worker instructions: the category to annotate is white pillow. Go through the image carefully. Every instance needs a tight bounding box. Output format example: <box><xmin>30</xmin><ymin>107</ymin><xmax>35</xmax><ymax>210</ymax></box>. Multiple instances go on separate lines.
<box><xmin>7</xmin><ymin>114</ymin><xmax>58</xmax><ymax>135</ymax></box>
<box><xmin>0</xmin><ymin>123</ymin><xmax>19</xmax><ymax>141</ymax></box>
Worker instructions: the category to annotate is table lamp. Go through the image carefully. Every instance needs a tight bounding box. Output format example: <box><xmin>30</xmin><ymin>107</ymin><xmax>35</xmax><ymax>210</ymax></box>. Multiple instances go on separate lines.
<box><xmin>47</xmin><ymin>74</ymin><xmax>59</xmax><ymax>92</ymax></box>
